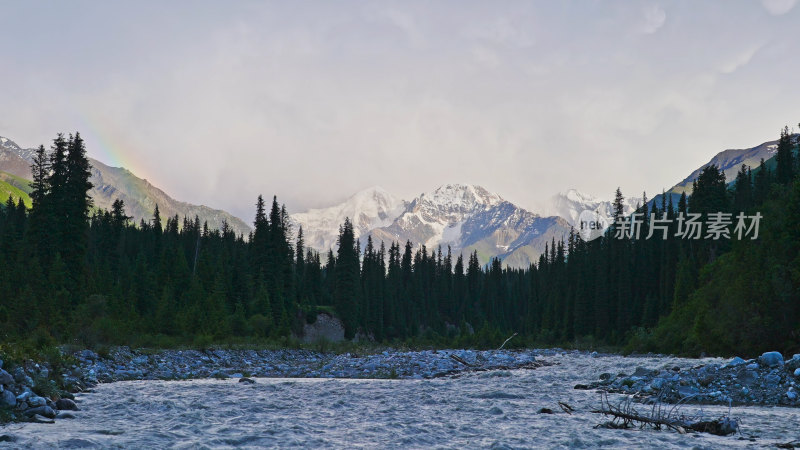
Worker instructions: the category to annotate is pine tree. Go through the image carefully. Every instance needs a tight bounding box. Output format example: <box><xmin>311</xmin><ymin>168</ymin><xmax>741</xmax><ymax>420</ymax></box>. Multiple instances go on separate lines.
<box><xmin>334</xmin><ymin>218</ymin><xmax>360</xmax><ymax>338</ymax></box>
<box><xmin>776</xmin><ymin>126</ymin><xmax>794</xmax><ymax>184</ymax></box>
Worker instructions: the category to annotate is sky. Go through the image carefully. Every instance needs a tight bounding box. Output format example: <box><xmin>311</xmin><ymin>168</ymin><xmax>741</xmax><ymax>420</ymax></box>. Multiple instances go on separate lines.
<box><xmin>1</xmin><ymin>0</ymin><xmax>799</xmax><ymax>220</ymax></box>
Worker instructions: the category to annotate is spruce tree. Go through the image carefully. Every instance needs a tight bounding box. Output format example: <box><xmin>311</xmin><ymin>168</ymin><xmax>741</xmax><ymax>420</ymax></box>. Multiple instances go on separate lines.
<box><xmin>776</xmin><ymin>126</ymin><xmax>794</xmax><ymax>184</ymax></box>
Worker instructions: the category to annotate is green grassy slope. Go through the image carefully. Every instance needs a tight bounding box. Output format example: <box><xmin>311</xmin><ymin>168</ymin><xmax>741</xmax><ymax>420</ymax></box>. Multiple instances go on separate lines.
<box><xmin>0</xmin><ymin>170</ymin><xmax>34</xmax><ymax>195</ymax></box>
<box><xmin>0</xmin><ymin>178</ymin><xmax>31</xmax><ymax>208</ymax></box>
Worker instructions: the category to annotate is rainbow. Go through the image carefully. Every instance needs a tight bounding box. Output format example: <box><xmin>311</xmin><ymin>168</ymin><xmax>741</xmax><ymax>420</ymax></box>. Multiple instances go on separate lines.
<box><xmin>73</xmin><ymin>111</ymin><xmax>141</xmax><ymax>173</ymax></box>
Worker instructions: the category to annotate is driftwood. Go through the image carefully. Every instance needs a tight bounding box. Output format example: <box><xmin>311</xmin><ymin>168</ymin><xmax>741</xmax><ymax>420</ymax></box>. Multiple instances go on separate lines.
<box><xmin>558</xmin><ymin>402</ymin><xmax>575</xmax><ymax>415</ymax></box>
<box><xmin>591</xmin><ymin>392</ymin><xmax>738</xmax><ymax>436</ymax></box>
<box><xmin>449</xmin><ymin>354</ymin><xmax>474</xmax><ymax>367</ymax></box>
<box><xmin>498</xmin><ymin>332</ymin><xmax>518</xmax><ymax>350</ymax></box>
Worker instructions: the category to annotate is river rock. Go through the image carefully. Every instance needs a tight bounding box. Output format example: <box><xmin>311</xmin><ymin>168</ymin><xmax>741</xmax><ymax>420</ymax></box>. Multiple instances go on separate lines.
<box><xmin>0</xmin><ymin>369</ymin><xmax>13</xmax><ymax>386</ymax></box>
<box><xmin>24</xmin><ymin>406</ymin><xmax>56</xmax><ymax>419</ymax></box>
<box><xmin>0</xmin><ymin>390</ymin><xmax>15</xmax><ymax>407</ymax></box>
<box><xmin>724</xmin><ymin>357</ymin><xmax>745</xmax><ymax>368</ymax></box>
<box><xmin>787</xmin><ymin>390</ymin><xmax>797</xmax><ymax>401</ymax></box>
<box><xmin>758</xmin><ymin>351</ymin><xmax>784</xmax><ymax>368</ymax></box>
<box><xmin>238</xmin><ymin>377</ymin><xmax>255</xmax><ymax>384</ymax></box>
<box><xmin>794</xmin><ymin>368</ymin><xmax>800</xmax><ymax>378</ymax></box>
<box><xmin>28</xmin><ymin>414</ymin><xmax>55</xmax><ymax>424</ymax></box>
<box><xmin>27</xmin><ymin>396</ymin><xmax>46</xmax><ymax>407</ymax></box>
<box><xmin>15</xmin><ymin>391</ymin><xmax>31</xmax><ymax>403</ymax></box>
<box><xmin>55</xmin><ymin>398</ymin><xmax>79</xmax><ymax>411</ymax></box>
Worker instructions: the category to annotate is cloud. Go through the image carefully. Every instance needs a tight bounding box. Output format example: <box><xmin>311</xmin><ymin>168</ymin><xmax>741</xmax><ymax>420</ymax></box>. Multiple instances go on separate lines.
<box><xmin>639</xmin><ymin>5</ymin><xmax>666</xmax><ymax>34</ymax></box>
<box><xmin>761</xmin><ymin>0</ymin><xmax>797</xmax><ymax>15</ymax></box>
<box><xmin>719</xmin><ymin>45</ymin><xmax>763</xmax><ymax>74</ymax></box>
<box><xmin>467</xmin><ymin>17</ymin><xmax>536</xmax><ymax>48</ymax></box>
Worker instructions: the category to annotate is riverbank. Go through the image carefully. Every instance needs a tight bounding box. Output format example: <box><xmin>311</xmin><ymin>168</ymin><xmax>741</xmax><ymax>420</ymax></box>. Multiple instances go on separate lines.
<box><xmin>578</xmin><ymin>351</ymin><xmax>800</xmax><ymax>407</ymax></box>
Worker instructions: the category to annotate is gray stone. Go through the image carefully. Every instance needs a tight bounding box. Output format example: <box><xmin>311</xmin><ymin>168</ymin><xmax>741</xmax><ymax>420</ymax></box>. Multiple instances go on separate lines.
<box><xmin>724</xmin><ymin>357</ymin><xmax>745</xmax><ymax>368</ymax></box>
<box><xmin>794</xmin><ymin>368</ymin><xmax>800</xmax><ymax>378</ymax></box>
<box><xmin>12</xmin><ymin>367</ymin><xmax>26</xmax><ymax>383</ymax></box>
<box><xmin>765</xmin><ymin>373</ymin><xmax>782</xmax><ymax>385</ymax></box>
<box><xmin>0</xmin><ymin>369</ymin><xmax>12</xmax><ymax>386</ymax></box>
<box><xmin>758</xmin><ymin>351</ymin><xmax>784</xmax><ymax>368</ymax></box>
<box><xmin>787</xmin><ymin>391</ymin><xmax>797</xmax><ymax>401</ymax></box>
<box><xmin>24</xmin><ymin>406</ymin><xmax>56</xmax><ymax>419</ymax></box>
<box><xmin>28</xmin><ymin>414</ymin><xmax>54</xmax><ymax>424</ymax></box>
<box><xmin>27</xmin><ymin>396</ymin><xmax>46</xmax><ymax>407</ymax></box>
<box><xmin>15</xmin><ymin>391</ymin><xmax>31</xmax><ymax>402</ymax></box>
<box><xmin>55</xmin><ymin>398</ymin><xmax>79</xmax><ymax>411</ymax></box>
<box><xmin>0</xmin><ymin>390</ymin><xmax>15</xmax><ymax>407</ymax></box>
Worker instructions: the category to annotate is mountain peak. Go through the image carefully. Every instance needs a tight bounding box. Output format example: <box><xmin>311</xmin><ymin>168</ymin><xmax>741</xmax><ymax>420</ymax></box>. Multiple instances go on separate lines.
<box><xmin>421</xmin><ymin>184</ymin><xmax>503</xmax><ymax>210</ymax></box>
<box><xmin>562</xmin><ymin>188</ymin><xmax>598</xmax><ymax>203</ymax></box>
<box><xmin>0</xmin><ymin>136</ymin><xmax>21</xmax><ymax>150</ymax></box>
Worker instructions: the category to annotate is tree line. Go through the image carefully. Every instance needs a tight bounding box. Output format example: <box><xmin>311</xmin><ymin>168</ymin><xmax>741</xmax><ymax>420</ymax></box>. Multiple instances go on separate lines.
<box><xmin>0</xmin><ymin>128</ymin><xmax>798</xmax><ymax>355</ymax></box>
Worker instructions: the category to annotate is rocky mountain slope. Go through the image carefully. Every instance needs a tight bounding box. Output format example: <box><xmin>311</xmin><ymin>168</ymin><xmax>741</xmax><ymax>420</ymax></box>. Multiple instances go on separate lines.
<box><xmin>0</xmin><ymin>136</ymin><xmax>251</xmax><ymax>236</ymax></box>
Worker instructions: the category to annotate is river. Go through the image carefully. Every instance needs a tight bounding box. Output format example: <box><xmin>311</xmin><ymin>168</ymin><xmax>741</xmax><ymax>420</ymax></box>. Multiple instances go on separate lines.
<box><xmin>2</xmin><ymin>353</ymin><xmax>799</xmax><ymax>448</ymax></box>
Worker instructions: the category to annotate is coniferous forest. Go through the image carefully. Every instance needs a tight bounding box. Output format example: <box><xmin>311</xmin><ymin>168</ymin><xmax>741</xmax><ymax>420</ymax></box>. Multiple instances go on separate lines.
<box><xmin>1</xmin><ymin>129</ymin><xmax>799</xmax><ymax>357</ymax></box>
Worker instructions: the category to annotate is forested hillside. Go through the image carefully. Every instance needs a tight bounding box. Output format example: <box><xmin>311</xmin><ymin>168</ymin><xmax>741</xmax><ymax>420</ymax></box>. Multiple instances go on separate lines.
<box><xmin>0</xmin><ymin>128</ymin><xmax>798</xmax><ymax>357</ymax></box>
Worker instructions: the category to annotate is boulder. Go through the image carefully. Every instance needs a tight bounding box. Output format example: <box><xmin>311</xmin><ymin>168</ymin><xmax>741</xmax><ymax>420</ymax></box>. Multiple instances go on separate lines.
<box><xmin>724</xmin><ymin>357</ymin><xmax>745</xmax><ymax>368</ymax></box>
<box><xmin>0</xmin><ymin>369</ymin><xmax>13</xmax><ymax>386</ymax></box>
<box><xmin>787</xmin><ymin>355</ymin><xmax>800</xmax><ymax>371</ymax></box>
<box><xmin>794</xmin><ymin>368</ymin><xmax>800</xmax><ymax>378</ymax></box>
<box><xmin>27</xmin><ymin>414</ymin><xmax>54</xmax><ymax>424</ymax></box>
<box><xmin>55</xmin><ymin>398</ymin><xmax>79</xmax><ymax>411</ymax></box>
<box><xmin>238</xmin><ymin>377</ymin><xmax>255</xmax><ymax>384</ymax></box>
<box><xmin>0</xmin><ymin>390</ymin><xmax>15</xmax><ymax>407</ymax></box>
<box><xmin>27</xmin><ymin>396</ymin><xmax>46</xmax><ymax>407</ymax></box>
<box><xmin>23</xmin><ymin>406</ymin><xmax>56</xmax><ymax>419</ymax></box>
<box><xmin>758</xmin><ymin>351</ymin><xmax>784</xmax><ymax>368</ymax></box>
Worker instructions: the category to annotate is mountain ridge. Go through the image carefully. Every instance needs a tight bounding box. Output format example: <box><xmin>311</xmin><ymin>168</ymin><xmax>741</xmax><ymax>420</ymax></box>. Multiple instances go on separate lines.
<box><xmin>0</xmin><ymin>135</ymin><xmax>252</xmax><ymax>237</ymax></box>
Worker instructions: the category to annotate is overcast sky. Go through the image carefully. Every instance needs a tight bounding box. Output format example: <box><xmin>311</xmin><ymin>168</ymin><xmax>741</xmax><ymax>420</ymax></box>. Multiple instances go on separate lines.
<box><xmin>2</xmin><ymin>0</ymin><xmax>799</xmax><ymax>220</ymax></box>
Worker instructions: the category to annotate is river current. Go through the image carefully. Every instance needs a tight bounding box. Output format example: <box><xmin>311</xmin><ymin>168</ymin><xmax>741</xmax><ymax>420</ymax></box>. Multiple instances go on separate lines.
<box><xmin>2</xmin><ymin>353</ymin><xmax>799</xmax><ymax>448</ymax></box>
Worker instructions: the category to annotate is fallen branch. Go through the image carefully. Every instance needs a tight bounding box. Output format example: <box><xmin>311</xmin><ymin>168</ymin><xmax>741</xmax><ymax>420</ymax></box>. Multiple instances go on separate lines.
<box><xmin>498</xmin><ymin>332</ymin><xmax>518</xmax><ymax>350</ymax></box>
<box><xmin>449</xmin><ymin>354</ymin><xmax>473</xmax><ymax>367</ymax></box>
<box><xmin>590</xmin><ymin>392</ymin><xmax>738</xmax><ymax>436</ymax></box>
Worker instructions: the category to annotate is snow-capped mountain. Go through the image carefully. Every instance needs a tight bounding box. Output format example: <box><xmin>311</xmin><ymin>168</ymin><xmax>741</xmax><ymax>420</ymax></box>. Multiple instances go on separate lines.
<box><xmin>290</xmin><ymin>186</ymin><xmax>406</xmax><ymax>251</ymax></box>
<box><xmin>0</xmin><ymin>135</ymin><xmax>252</xmax><ymax>237</ymax></box>
<box><xmin>294</xmin><ymin>183</ymin><xmax>571</xmax><ymax>268</ymax></box>
<box><xmin>539</xmin><ymin>189</ymin><xmax>640</xmax><ymax>228</ymax></box>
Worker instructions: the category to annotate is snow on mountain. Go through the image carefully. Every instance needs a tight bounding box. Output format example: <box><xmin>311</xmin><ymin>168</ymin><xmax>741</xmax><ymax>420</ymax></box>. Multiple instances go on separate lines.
<box><xmin>539</xmin><ymin>188</ymin><xmax>640</xmax><ymax>227</ymax></box>
<box><xmin>290</xmin><ymin>186</ymin><xmax>406</xmax><ymax>252</ymax></box>
<box><xmin>293</xmin><ymin>183</ymin><xmax>572</xmax><ymax>268</ymax></box>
